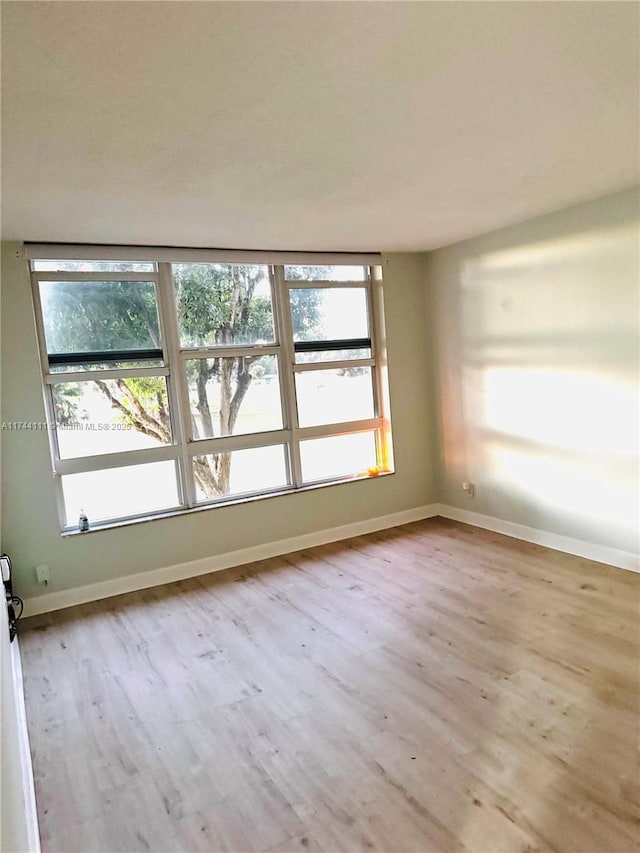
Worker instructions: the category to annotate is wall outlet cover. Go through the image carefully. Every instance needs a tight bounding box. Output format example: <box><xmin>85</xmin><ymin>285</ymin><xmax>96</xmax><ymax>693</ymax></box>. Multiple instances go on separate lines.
<box><xmin>35</xmin><ymin>564</ymin><xmax>50</xmax><ymax>584</ymax></box>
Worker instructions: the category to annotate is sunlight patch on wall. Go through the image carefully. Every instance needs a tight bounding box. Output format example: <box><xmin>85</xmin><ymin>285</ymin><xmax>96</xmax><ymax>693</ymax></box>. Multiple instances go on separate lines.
<box><xmin>434</xmin><ymin>200</ymin><xmax>639</xmax><ymax>552</ymax></box>
<box><xmin>480</xmin><ymin>367</ymin><xmax>638</xmax><ymax>457</ymax></box>
<box><xmin>486</xmin><ymin>441</ymin><xmax>638</xmax><ymax>549</ymax></box>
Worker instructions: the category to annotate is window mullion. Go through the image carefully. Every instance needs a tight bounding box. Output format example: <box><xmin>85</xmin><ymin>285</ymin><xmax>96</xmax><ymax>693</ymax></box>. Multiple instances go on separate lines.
<box><xmin>297</xmin><ymin>419</ymin><xmax>383</xmax><ymax>441</ymax></box>
<box><xmin>364</xmin><ymin>272</ymin><xmax>381</xmax><ymax>420</ymax></box>
<box><xmin>157</xmin><ymin>262</ymin><xmax>196</xmax><ymax>507</ymax></box>
<box><xmin>282</xmin><ymin>279</ymin><xmax>368</xmax><ymax>289</ymax></box>
<box><xmin>293</xmin><ymin>358</ymin><xmax>375</xmax><ymax>374</ymax></box>
<box><xmin>55</xmin><ymin>445</ymin><xmax>178</xmax><ymax>476</ymax></box>
<box><xmin>187</xmin><ymin>429</ymin><xmax>291</xmax><ymax>456</ymax></box>
<box><xmin>370</xmin><ymin>264</ymin><xmax>393</xmax><ymax>471</ymax></box>
<box><xmin>31</xmin><ymin>270</ymin><xmax>68</xmax><ymax>529</ymax></box>
<box><xmin>293</xmin><ymin>337</ymin><xmax>371</xmax><ymax>353</ymax></box>
<box><xmin>273</xmin><ymin>265</ymin><xmax>303</xmax><ymax>488</ymax></box>
<box><xmin>179</xmin><ymin>344</ymin><xmax>281</xmax><ymax>360</ymax></box>
<box><xmin>32</xmin><ymin>271</ymin><xmax>159</xmax><ymax>282</ymax></box>
<box><xmin>44</xmin><ymin>366</ymin><xmax>170</xmax><ymax>384</ymax></box>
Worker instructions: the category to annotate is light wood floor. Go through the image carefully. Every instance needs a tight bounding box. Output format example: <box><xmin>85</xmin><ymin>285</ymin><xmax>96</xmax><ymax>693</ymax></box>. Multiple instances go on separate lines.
<box><xmin>20</xmin><ymin>519</ymin><xmax>639</xmax><ymax>853</ymax></box>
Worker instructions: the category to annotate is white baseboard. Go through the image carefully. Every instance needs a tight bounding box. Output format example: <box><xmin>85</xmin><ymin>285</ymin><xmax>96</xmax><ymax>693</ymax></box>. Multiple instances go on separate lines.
<box><xmin>435</xmin><ymin>503</ymin><xmax>640</xmax><ymax>573</ymax></box>
<box><xmin>23</xmin><ymin>504</ymin><xmax>440</xmax><ymax>617</ymax></box>
<box><xmin>23</xmin><ymin>502</ymin><xmax>638</xmax><ymax>617</ymax></box>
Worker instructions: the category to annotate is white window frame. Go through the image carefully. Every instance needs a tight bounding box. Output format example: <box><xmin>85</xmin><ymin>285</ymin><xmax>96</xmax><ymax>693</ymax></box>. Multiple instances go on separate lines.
<box><xmin>27</xmin><ymin>244</ymin><xmax>393</xmax><ymax>532</ymax></box>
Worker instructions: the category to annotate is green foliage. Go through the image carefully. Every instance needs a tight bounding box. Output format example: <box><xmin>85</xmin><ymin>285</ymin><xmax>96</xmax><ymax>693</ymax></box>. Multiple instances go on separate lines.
<box><xmin>41</xmin><ymin>280</ymin><xmax>160</xmax><ymax>353</ymax></box>
<box><xmin>119</xmin><ymin>376</ymin><xmax>166</xmax><ymax>405</ymax></box>
<box><xmin>283</xmin><ymin>265</ymin><xmax>334</xmax><ymax>281</ymax></box>
<box><xmin>285</xmin><ymin>265</ymin><xmax>330</xmax><ymax>342</ymax></box>
<box><xmin>52</xmin><ymin>383</ymin><xmax>83</xmax><ymax>425</ymax></box>
<box><xmin>289</xmin><ymin>288</ymin><xmax>325</xmax><ymax>342</ymax></box>
<box><xmin>114</xmin><ymin>377</ymin><xmax>169</xmax><ymax>427</ymax></box>
<box><xmin>173</xmin><ymin>264</ymin><xmax>273</xmax><ymax>347</ymax></box>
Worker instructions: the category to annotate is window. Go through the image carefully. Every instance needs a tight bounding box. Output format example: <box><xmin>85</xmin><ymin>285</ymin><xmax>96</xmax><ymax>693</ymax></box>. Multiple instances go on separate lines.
<box><xmin>29</xmin><ymin>248</ymin><xmax>393</xmax><ymax>530</ymax></box>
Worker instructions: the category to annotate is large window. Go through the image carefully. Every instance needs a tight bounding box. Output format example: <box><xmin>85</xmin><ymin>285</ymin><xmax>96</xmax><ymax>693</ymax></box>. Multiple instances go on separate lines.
<box><xmin>28</xmin><ymin>248</ymin><xmax>393</xmax><ymax>531</ymax></box>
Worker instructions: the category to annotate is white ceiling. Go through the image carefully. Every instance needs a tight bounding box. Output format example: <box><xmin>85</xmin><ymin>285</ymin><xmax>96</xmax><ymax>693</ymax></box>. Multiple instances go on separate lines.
<box><xmin>2</xmin><ymin>1</ymin><xmax>638</xmax><ymax>252</ymax></box>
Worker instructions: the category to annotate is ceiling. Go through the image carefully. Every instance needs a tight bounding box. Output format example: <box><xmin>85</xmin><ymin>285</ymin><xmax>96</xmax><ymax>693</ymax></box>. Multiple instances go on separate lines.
<box><xmin>2</xmin><ymin>1</ymin><xmax>638</xmax><ymax>252</ymax></box>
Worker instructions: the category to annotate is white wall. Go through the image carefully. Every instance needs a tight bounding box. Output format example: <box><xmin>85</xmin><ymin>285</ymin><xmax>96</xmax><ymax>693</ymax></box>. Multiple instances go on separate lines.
<box><xmin>427</xmin><ymin>187</ymin><xmax>639</xmax><ymax>555</ymax></box>
<box><xmin>0</xmin><ymin>248</ymin><xmax>437</xmax><ymax>602</ymax></box>
<box><xmin>1</xmin><ymin>601</ymin><xmax>39</xmax><ymax>853</ymax></box>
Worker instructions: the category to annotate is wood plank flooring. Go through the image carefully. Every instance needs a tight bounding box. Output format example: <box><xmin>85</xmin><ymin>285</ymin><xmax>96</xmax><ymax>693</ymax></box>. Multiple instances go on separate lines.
<box><xmin>19</xmin><ymin>518</ymin><xmax>640</xmax><ymax>853</ymax></box>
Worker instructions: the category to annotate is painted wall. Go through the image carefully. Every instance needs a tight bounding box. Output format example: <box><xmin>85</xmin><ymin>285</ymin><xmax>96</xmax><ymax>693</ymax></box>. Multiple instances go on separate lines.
<box><xmin>0</xmin><ymin>248</ymin><xmax>436</xmax><ymax>600</ymax></box>
<box><xmin>427</xmin><ymin>187</ymin><xmax>639</xmax><ymax>555</ymax></box>
<box><xmin>1</xmin><ymin>603</ymin><xmax>39</xmax><ymax>853</ymax></box>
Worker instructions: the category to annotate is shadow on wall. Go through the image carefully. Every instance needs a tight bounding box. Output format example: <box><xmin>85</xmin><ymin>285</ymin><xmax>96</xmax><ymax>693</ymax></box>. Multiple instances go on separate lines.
<box><xmin>435</xmin><ymin>194</ymin><xmax>639</xmax><ymax>554</ymax></box>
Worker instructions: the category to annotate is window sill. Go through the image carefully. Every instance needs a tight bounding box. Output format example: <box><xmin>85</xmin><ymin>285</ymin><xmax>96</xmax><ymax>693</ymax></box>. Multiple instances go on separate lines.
<box><xmin>60</xmin><ymin>470</ymin><xmax>394</xmax><ymax>537</ymax></box>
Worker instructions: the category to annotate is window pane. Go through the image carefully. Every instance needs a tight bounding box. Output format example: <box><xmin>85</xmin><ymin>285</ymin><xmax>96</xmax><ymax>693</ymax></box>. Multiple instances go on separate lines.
<box><xmin>52</xmin><ymin>378</ymin><xmax>172</xmax><ymax>459</ymax></box>
<box><xmin>295</xmin><ymin>368</ymin><xmax>374</xmax><ymax>427</ymax></box>
<box><xmin>193</xmin><ymin>445</ymin><xmax>288</xmax><ymax>501</ymax></box>
<box><xmin>300</xmin><ymin>432</ymin><xmax>378</xmax><ymax>482</ymax></box>
<box><xmin>33</xmin><ymin>260</ymin><xmax>155</xmax><ymax>272</ymax></box>
<box><xmin>173</xmin><ymin>263</ymin><xmax>274</xmax><ymax>347</ymax></box>
<box><xmin>290</xmin><ymin>288</ymin><xmax>369</xmax><ymax>342</ymax></box>
<box><xmin>62</xmin><ymin>461</ymin><xmax>180</xmax><ymax>526</ymax></box>
<box><xmin>39</xmin><ymin>280</ymin><xmax>161</xmax><ymax>355</ymax></box>
<box><xmin>284</xmin><ymin>265</ymin><xmax>367</xmax><ymax>281</ymax></box>
<box><xmin>295</xmin><ymin>348</ymin><xmax>371</xmax><ymax>365</ymax></box>
<box><xmin>185</xmin><ymin>356</ymin><xmax>282</xmax><ymax>440</ymax></box>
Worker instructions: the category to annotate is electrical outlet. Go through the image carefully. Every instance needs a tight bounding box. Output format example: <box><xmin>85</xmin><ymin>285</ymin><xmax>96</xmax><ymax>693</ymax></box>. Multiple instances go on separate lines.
<box><xmin>35</xmin><ymin>564</ymin><xmax>50</xmax><ymax>585</ymax></box>
<box><xmin>462</xmin><ymin>481</ymin><xmax>475</xmax><ymax>498</ymax></box>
